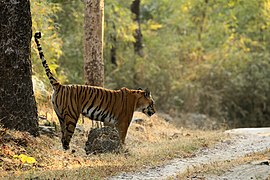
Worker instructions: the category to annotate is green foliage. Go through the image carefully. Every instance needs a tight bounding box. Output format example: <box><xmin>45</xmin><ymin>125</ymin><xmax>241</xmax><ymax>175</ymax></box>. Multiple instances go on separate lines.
<box><xmin>31</xmin><ymin>0</ymin><xmax>63</xmax><ymax>102</ymax></box>
<box><xmin>223</xmin><ymin>58</ymin><xmax>270</xmax><ymax>127</ymax></box>
<box><xmin>105</xmin><ymin>0</ymin><xmax>136</xmax><ymax>44</ymax></box>
<box><xmin>133</xmin><ymin>0</ymin><xmax>270</xmax><ymax>127</ymax></box>
<box><xmin>49</xmin><ymin>0</ymin><xmax>84</xmax><ymax>84</ymax></box>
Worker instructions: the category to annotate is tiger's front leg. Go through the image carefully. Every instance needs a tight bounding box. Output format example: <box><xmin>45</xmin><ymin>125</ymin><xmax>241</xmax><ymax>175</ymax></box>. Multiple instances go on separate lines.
<box><xmin>116</xmin><ymin>121</ymin><xmax>130</xmax><ymax>144</ymax></box>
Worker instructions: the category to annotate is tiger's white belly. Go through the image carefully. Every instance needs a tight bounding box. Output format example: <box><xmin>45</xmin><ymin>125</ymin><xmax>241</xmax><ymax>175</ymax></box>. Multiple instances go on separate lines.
<box><xmin>82</xmin><ymin>107</ymin><xmax>116</xmax><ymax>126</ymax></box>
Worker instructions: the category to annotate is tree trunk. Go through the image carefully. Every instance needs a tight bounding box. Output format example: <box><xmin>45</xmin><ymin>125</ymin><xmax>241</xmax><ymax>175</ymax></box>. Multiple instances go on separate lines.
<box><xmin>110</xmin><ymin>26</ymin><xmax>117</xmax><ymax>66</ymax></box>
<box><xmin>131</xmin><ymin>0</ymin><xmax>143</xmax><ymax>56</ymax></box>
<box><xmin>0</xmin><ymin>0</ymin><xmax>39</xmax><ymax>136</ymax></box>
<box><xmin>84</xmin><ymin>0</ymin><xmax>104</xmax><ymax>87</ymax></box>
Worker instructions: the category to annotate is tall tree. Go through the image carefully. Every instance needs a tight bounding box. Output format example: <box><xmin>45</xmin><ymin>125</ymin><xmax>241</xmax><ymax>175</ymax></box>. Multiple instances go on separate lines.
<box><xmin>0</xmin><ymin>0</ymin><xmax>39</xmax><ymax>136</ymax></box>
<box><xmin>131</xmin><ymin>0</ymin><xmax>143</xmax><ymax>56</ymax></box>
<box><xmin>84</xmin><ymin>0</ymin><xmax>104</xmax><ymax>87</ymax></box>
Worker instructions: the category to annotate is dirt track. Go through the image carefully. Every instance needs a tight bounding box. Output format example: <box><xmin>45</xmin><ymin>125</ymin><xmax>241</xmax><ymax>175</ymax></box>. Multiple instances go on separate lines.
<box><xmin>109</xmin><ymin>128</ymin><xmax>270</xmax><ymax>180</ymax></box>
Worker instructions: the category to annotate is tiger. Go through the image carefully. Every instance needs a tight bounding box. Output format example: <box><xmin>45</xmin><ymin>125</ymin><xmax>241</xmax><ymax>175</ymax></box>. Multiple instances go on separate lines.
<box><xmin>34</xmin><ymin>32</ymin><xmax>156</xmax><ymax>150</ymax></box>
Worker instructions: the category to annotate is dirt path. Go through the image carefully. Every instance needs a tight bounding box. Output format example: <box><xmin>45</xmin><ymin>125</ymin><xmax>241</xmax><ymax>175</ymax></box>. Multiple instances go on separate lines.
<box><xmin>109</xmin><ymin>128</ymin><xmax>270</xmax><ymax>180</ymax></box>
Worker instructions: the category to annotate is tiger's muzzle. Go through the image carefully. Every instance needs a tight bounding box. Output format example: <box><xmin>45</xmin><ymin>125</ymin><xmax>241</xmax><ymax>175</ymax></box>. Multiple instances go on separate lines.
<box><xmin>142</xmin><ymin>105</ymin><xmax>155</xmax><ymax>117</ymax></box>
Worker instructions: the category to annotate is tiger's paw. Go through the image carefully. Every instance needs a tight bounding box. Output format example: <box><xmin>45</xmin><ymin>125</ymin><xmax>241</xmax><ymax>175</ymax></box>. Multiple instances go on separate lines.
<box><xmin>62</xmin><ymin>144</ymin><xmax>70</xmax><ymax>150</ymax></box>
<box><xmin>62</xmin><ymin>140</ymin><xmax>70</xmax><ymax>150</ymax></box>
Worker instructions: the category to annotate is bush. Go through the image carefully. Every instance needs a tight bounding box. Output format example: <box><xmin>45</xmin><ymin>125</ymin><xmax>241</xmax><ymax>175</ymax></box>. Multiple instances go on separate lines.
<box><xmin>178</xmin><ymin>57</ymin><xmax>270</xmax><ymax>128</ymax></box>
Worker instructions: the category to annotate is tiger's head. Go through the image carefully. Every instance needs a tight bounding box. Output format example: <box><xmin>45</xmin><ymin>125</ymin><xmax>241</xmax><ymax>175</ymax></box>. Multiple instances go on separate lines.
<box><xmin>136</xmin><ymin>88</ymin><xmax>156</xmax><ymax>117</ymax></box>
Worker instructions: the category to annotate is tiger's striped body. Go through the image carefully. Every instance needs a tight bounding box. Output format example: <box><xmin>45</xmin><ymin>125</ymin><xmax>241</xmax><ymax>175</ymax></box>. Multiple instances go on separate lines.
<box><xmin>34</xmin><ymin>32</ymin><xmax>156</xmax><ymax>150</ymax></box>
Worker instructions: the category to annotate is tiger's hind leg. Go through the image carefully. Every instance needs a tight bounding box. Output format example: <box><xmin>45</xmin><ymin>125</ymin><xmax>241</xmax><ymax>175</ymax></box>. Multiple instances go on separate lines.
<box><xmin>61</xmin><ymin>115</ymin><xmax>79</xmax><ymax>150</ymax></box>
<box><xmin>55</xmin><ymin>112</ymin><xmax>79</xmax><ymax>150</ymax></box>
<box><xmin>55</xmin><ymin>113</ymin><xmax>65</xmax><ymax>147</ymax></box>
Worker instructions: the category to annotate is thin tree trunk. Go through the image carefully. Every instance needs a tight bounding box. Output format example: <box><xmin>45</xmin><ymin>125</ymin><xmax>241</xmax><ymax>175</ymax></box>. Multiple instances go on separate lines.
<box><xmin>110</xmin><ymin>27</ymin><xmax>117</xmax><ymax>66</ymax></box>
<box><xmin>84</xmin><ymin>0</ymin><xmax>104</xmax><ymax>87</ymax></box>
<box><xmin>0</xmin><ymin>0</ymin><xmax>39</xmax><ymax>136</ymax></box>
<box><xmin>131</xmin><ymin>0</ymin><xmax>143</xmax><ymax>56</ymax></box>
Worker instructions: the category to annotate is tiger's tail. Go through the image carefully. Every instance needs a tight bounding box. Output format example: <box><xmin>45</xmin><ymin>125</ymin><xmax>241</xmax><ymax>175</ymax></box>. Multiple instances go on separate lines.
<box><xmin>34</xmin><ymin>32</ymin><xmax>60</xmax><ymax>89</ymax></box>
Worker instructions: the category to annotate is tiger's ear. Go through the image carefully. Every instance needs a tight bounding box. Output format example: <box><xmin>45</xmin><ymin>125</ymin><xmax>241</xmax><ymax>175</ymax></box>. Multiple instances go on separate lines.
<box><xmin>137</xmin><ymin>88</ymin><xmax>143</xmax><ymax>90</ymax></box>
<box><xmin>144</xmin><ymin>88</ymin><xmax>150</xmax><ymax>97</ymax></box>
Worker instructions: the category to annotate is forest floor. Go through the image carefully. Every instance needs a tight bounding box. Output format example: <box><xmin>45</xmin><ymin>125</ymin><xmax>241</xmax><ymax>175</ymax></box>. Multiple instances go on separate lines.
<box><xmin>0</xmin><ymin>112</ymin><xmax>269</xmax><ymax>179</ymax></box>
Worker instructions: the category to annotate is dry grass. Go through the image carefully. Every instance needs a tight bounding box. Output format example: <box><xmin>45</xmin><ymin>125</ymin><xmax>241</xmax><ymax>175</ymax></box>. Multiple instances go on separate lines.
<box><xmin>0</xmin><ymin>112</ymin><xmax>225</xmax><ymax>179</ymax></box>
<box><xmin>175</xmin><ymin>149</ymin><xmax>270</xmax><ymax>179</ymax></box>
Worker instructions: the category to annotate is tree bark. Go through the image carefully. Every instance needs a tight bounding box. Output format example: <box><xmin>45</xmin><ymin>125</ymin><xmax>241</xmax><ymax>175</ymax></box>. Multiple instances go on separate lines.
<box><xmin>84</xmin><ymin>0</ymin><xmax>104</xmax><ymax>87</ymax></box>
<box><xmin>131</xmin><ymin>0</ymin><xmax>143</xmax><ymax>56</ymax></box>
<box><xmin>0</xmin><ymin>0</ymin><xmax>39</xmax><ymax>136</ymax></box>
